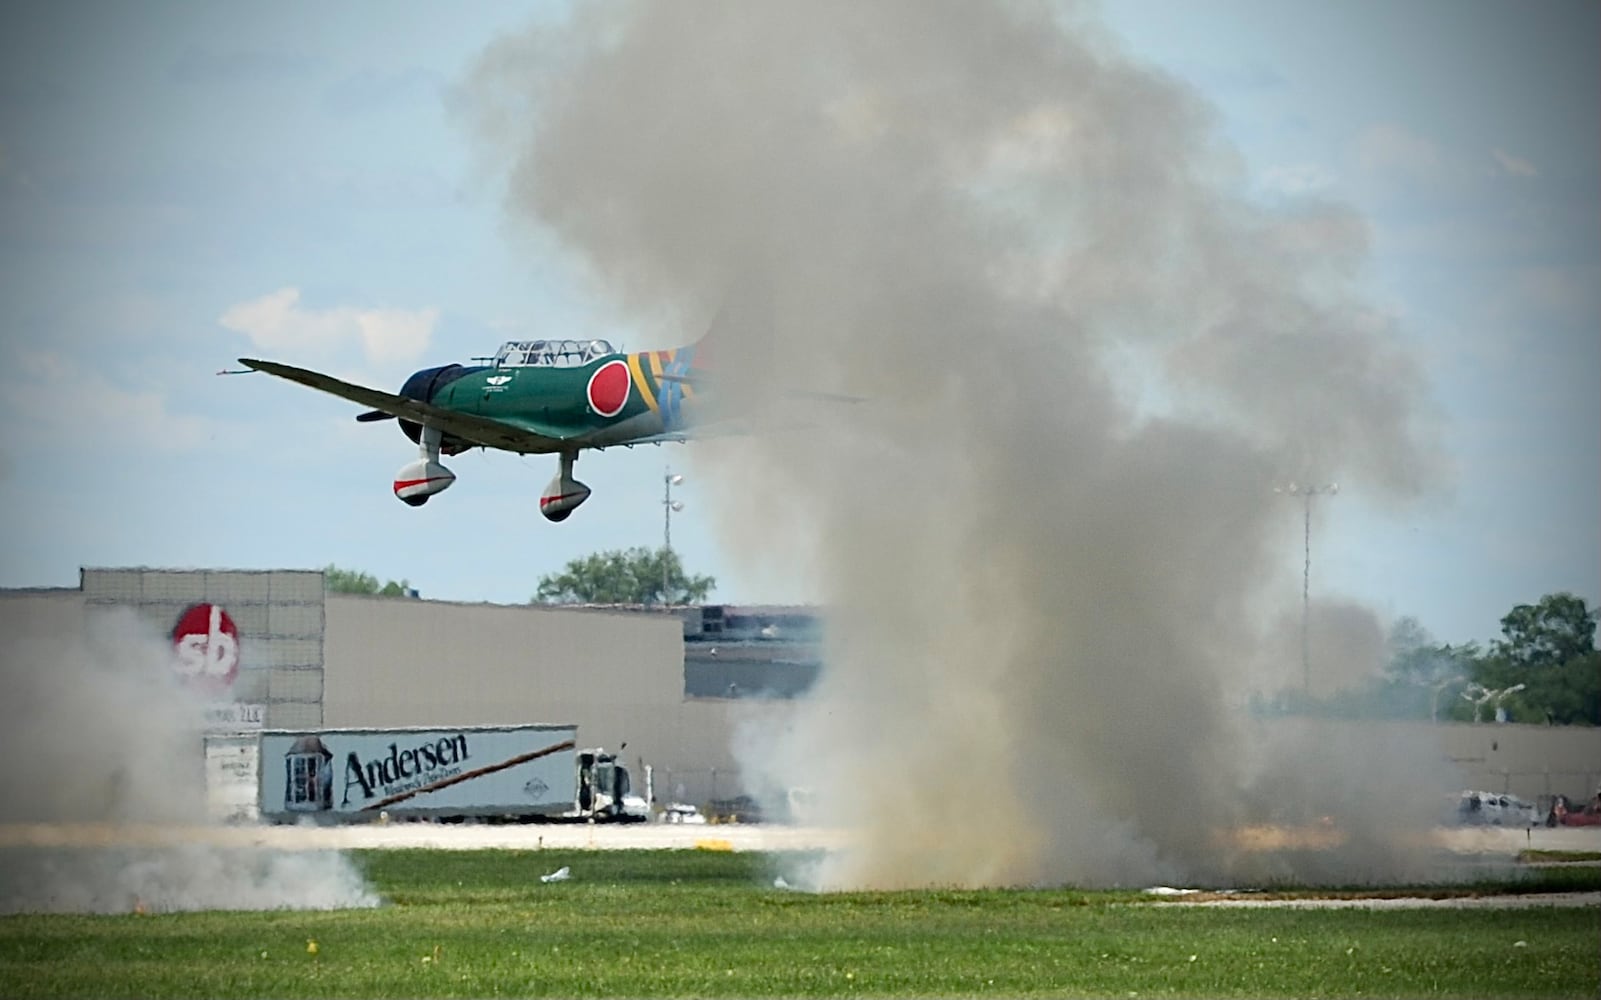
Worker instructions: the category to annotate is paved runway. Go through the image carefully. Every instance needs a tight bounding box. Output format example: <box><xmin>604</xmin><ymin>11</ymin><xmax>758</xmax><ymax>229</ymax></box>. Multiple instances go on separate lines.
<box><xmin>1</xmin><ymin>819</ymin><xmax>1595</xmax><ymax>855</ymax></box>
<box><xmin>2</xmin><ymin>821</ymin><xmax>1594</xmax><ymax>912</ymax></box>
<box><xmin>0</xmin><ymin>820</ymin><xmax>846</xmax><ymax>852</ymax></box>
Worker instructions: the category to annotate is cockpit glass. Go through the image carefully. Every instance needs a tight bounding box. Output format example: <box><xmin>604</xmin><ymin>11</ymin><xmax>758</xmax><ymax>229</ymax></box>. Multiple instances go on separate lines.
<box><xmin>492</xmin><ymin>339</ymin><xmax>615</xmax><ymax>368</ymax></box>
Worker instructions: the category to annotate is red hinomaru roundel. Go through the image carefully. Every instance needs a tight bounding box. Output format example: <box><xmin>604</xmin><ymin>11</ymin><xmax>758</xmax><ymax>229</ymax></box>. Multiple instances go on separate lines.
<box><xmin>586</xmin><ymin>360</ymin><xmax>630</xmax><ymax>417</ymax></box>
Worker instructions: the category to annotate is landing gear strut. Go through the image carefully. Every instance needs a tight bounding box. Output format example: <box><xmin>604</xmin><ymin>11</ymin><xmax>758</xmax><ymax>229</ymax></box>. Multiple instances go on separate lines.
<box><xmin>393</xmin><ymin>424</ymin><xmax>456</xmax><ymax>506</ymax></box>
<box><xmin>540</xmin><ymin>450</ymin><xmax>591</xmax><ymax>522</ymax></box>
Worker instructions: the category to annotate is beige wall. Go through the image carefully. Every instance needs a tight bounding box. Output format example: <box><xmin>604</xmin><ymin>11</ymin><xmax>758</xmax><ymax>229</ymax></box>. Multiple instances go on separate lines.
<box><xmin>0</xmin><ymin>588</ymin><xmax>88</xmax><ymax>636</ymax></box>
<box><xmin>1433</xmin><ymin>720</ymin><xmax>1601</xmax><ymax>800</ymax></box>
<box><xmin>1246</xmin><ymin>716</ymin><xmax>1601</xmax><ymax>804</ymax></box>
<box><xmin>79</xmin><ymin>567</ymin><xmax>326</xmax><ymax>728</ymax></box>
<box><xmin>322</xmin><ymin>596</ymin><xmax>759</xmax><ymax>802</ymax></box>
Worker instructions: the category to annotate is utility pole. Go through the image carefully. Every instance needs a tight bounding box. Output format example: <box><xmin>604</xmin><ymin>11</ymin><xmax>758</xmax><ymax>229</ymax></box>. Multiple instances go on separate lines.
<box><xmin>1275</xmin><ymin>481</ymin><xmax>1338</xmax><ymax>693</ymax></box>
<box><xmin>662</xmin><ymin>466</ymin><xmax>684</xmax><ymax>609</ymax></box>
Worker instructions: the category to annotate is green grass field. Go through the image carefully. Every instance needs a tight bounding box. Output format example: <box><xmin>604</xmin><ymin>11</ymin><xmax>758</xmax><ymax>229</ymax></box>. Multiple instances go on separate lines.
<box><xmin>1</xmin><ymin>848</ymin><xmax>1596</xmax><ymax>998</ymax></box>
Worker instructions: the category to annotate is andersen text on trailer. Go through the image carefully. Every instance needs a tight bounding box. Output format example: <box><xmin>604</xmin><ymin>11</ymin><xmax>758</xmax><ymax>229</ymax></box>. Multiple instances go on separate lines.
<box><xmin>256</xmin><ymin>724</ymin><xmax>648</xmax><ymax>824</ymax></box>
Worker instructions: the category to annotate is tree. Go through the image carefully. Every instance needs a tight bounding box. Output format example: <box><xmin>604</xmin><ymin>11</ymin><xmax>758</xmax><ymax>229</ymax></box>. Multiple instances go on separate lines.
<box><xmin>1258</xmin><ymin>598</ymin><xmax>1598</xmax><ymax>725</ymax></box>
<box><xmin>1468</xmin><ymin>593</ymin><xmax>1599</xmax><ymax>726</ymax></box>
<box><xmin>1376</xmin><ymin>617</ymin><xmax>1479</xmax><ymax>720</ymax></box>
<box><xmin>1384</xmin><ymin>617</ymin><xmax>1471</xmax><ymax>683</ymax></box>
<box><xmin>323</xmin><ymin>565</ymin><xmax>413</xmax><ymax>597</ymax></box>
<box><xmin>533</xmin><ymin>547</ymin><xmax>715</xmax><ymax>606</ymax></box>
<box><xmin>1492</xmin><ymin>593</ymin><xmax>1595</xmax><ymax>670</ymax></box>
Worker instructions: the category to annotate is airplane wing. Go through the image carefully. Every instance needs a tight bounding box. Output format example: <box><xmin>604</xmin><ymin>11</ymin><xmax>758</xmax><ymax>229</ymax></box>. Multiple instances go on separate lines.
<box><xmin>238</xmin><ymin>358</ymin><xmax>573</xmax><ymax>454</ymax></box>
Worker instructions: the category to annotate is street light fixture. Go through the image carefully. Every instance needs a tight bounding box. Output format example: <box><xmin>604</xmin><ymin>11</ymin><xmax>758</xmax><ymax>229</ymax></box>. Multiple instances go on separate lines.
<box><xmin>1459</xmin><ymin>682</ymin><xmax>1527</xmax><ymax>723</ymax></box>
<box><xmin>1275</xmin><ymin>481</ymin><xmax>1339</xmax><ymax>693</ymax></box>
<box><xmin>1491</xmin><ymin>683</ymin><xmax>1526</xmax><ymax>724</ymax></box>
<box><xmin>1460</xmin><ymin>683</ymin><xmax>1493</xmax><ymax>723</ymax></box>
<box><xmin>663</xmin><ymin>467</ymin><xmax>684</xmax><ymax>609</ymax></box>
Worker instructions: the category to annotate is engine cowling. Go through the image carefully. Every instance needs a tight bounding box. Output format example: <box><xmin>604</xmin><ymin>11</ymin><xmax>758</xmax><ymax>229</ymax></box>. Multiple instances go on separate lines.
<box><xmin>395</xmin><ymin>364</ymin><xmax>479</xmax><ymax>454</ymax></box>
<box><xmin>540</xmin><ymin>472</ymin><xmax>591</xmax><ymax>522</ymax></box>
<box><xmin>393</xmin><ymin>459</ymin><xmax>456</xmax><ymax>507</ymax></box>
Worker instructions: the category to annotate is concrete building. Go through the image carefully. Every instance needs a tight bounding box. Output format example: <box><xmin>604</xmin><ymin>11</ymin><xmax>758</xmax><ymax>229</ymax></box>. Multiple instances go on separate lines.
<box><xmin>1</xmin><ymin>566</ymin><xmax>1596</xmax><ymax>814</ymax></box>
<box><xmin>0</xmin><ymin>567</ymin><xmax>815</xmax><ymax>807</ymax></box>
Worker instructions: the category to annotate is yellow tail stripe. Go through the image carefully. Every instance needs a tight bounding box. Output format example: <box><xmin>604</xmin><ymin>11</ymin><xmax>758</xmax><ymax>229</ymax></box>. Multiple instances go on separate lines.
<box><xmin>650</xmin><ymin>349</ymin><xmax>694</xmax><ymax>402</ymax></box>
<box><xmin>628</xmin><ymin>352</ymin><xmax>660</xmax><ymax>415</ymax></box>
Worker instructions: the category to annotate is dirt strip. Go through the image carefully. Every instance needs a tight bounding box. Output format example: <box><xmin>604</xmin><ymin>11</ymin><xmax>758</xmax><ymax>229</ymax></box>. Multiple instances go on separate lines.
<box><xmin>1168</xmin><ymin>891</ymin><xmax>1601</xmax><ymax>910</ymax></box>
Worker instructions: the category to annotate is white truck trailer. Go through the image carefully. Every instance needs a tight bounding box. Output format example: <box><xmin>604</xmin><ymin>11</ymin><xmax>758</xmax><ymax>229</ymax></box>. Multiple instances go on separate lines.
<box><xmin>256</xmin><ymin>724</ymin><xmax>648</xmax><ymax>824</ymax></box>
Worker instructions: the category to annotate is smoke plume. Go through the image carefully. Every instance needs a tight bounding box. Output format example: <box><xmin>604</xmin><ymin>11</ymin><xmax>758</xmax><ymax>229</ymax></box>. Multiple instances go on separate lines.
<box><xmin>464</xmin><ymin>1</ymin><xmax>1452</xmax><ymax>887</ymax></box>
<box><xmin>0</xmin><ymin>608</ymin><xmax>377</xmax><ymax>912</ymax></box>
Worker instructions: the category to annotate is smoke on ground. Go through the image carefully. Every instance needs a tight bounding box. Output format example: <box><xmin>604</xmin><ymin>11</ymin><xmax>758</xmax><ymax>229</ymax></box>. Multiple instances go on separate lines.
<box><xmin>463</xmin><ymin>1</ymin><xmax>1454</xmax><ymax>887</ymax></box>
<box><xmin>0</xmin><ymin>608</ymin><xmax>377</xmax><ymax>913</ymax></box>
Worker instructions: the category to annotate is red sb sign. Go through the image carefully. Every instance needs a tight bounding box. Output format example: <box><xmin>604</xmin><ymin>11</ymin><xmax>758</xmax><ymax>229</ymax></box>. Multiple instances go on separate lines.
<box><xmin>172</xmin><ymin>603</ymin><xmax>240</xmax><ymax>695</ymax></box>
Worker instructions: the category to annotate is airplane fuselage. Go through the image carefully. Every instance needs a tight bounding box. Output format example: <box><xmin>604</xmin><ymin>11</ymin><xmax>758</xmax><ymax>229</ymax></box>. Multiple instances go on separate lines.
<box><xmin>413</xmin><ymin>347</ymin><xmax>694</xmax><ymax>452</ymax></box>
<box><xmin>241</xmin><ymin>335</ymin><xmax>712</xmax><ymax>520</ymax></box>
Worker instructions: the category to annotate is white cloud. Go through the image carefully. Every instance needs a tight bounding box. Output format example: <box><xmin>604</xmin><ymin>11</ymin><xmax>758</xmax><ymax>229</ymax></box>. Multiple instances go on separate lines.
<box><xmin>354</xmin><ymin>307</ymin><xmax>436</xmax><ymax>363</ymax></box>
<box><xmin>1491</xmin><ymin>148</ymin><xmax>1538</xmax><ymax>178</ymax></box>
<box><xmin>218</xmin><ymin>287</ymin><xmax>438</xmax><ymax>364</ymax></box>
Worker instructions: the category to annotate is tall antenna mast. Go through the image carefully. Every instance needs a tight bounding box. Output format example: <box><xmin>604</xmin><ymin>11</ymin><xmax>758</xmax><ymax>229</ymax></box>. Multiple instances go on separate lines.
<box><xmin>1275</xmin><ymin>481</ymin><xmax>1339</xmax><ymax>693</ymax></box>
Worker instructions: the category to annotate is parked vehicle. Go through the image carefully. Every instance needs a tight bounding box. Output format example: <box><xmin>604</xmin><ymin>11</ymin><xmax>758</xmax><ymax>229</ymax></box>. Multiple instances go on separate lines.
<box><xmin>659</xmin><ymin>802</ymin><xmax>707</xmax><ymax>824</ymax></box>
<box><xmin>255</xmin><ymin>724</ymin><xmax>648</xmax><ymax>824</ymax></box>
<box><xmin>1546</xmin><ymin>793</ymin><xmax>1601</xmax><ymax>827</ymax></box>
<box><xmin>1454</xmin><ymin>790</ymin><xmax>1540</xmax><ymax>827</ymax></box>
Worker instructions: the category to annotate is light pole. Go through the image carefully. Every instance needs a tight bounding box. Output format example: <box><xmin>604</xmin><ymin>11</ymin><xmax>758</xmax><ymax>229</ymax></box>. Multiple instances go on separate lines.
<box><xmin>663</xmin><ymin>466</ymin><xmax>684</xmax><ymax>609</ymax></box>
<box><xmin>1460</xmin><ymin>683</ymin><xmax>1493</xmax><ymax>723</ymax></box>
<box><xmin>1275</xmin><ymin>481</ymin><xmax>1338</xmax><ymax>693</ymax></box>
<box><xmin>1490</xmin><ymin>683</ymin><xmax>1526</xmax><ymax>724</ymax></box>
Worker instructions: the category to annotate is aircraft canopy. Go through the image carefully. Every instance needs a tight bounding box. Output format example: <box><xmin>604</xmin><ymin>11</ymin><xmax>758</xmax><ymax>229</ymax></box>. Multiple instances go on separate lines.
<box><xmin>493</xmin><ymin>339</ymin><xmax>616</xmax><ymax>368</ymax></box>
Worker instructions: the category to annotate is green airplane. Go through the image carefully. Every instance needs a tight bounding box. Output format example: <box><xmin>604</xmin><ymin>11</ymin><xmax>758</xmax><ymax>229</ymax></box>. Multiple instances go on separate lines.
<box><xmin>240</xmin><ymin>333</ymin><xmax>717</xmax><ymax>521</ymax></box>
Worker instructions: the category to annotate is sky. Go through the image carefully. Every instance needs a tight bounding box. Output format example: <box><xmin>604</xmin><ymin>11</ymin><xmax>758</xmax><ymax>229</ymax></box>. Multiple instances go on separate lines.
<box><xmin>1</xmin><ymin>0</ymin><xmax>1595</xmax><ymax>649</ymax></box>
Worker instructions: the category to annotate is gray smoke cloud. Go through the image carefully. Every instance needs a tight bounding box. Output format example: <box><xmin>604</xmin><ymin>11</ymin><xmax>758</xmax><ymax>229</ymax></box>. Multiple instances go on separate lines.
<box><xmin>0</xmin><ymin>608</ymin><xmax>377</xmax><ymax>912</ymax></box>
<box><xmin>464</xmin><ymin>0</ymin><xmax>1454</xmax><ymax>887</ymax></box>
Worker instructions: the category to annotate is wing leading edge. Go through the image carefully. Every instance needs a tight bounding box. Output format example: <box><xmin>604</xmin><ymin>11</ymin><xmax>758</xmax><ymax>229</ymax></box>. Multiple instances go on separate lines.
<box><xmin>238</xmin><ymin>358</ymin><xmax>573</xmax><ymax>455</ymax></box>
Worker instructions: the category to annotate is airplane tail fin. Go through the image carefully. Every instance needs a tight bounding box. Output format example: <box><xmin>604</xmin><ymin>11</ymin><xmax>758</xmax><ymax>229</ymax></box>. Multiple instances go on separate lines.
<box><xmin>671</xmin><ymin>272</ymin><xmax>773</xmax><ymax>376</ymax></box>
<box><xmin>643</xmin><ymin>276</ymin><xmax>773</xmax><ymax>430</ymax></box>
